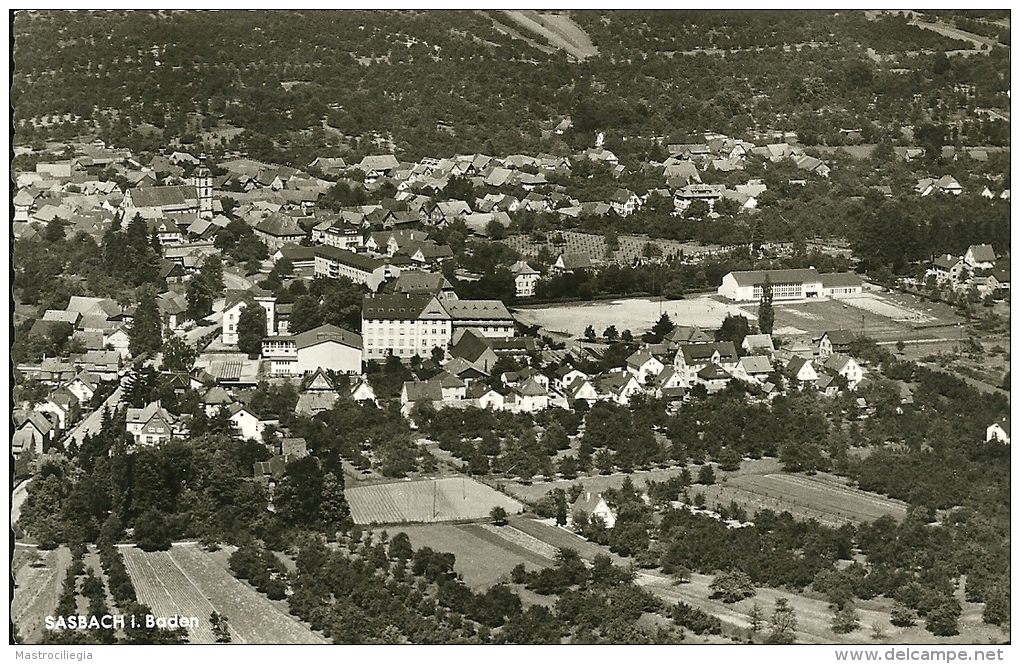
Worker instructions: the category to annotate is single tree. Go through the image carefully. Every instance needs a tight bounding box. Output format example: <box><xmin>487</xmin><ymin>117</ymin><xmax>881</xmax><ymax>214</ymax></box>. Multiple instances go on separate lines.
<box><xmin>490</xmin><ymin>506</ymin><xmax>508</xmax><ymax>526</ymax></box>
<box><xmin>766</xmin><ymin>598</ymin><xmax>797</xmax><ymax>644</ymax></box>
<box><xmin>161</xmin><ymin>331</ymin><xmax>196</xmax><ymax>372</ymax></box>
<box><xmin>129</xmin><ymin>290</ymin><xmax>163</xmax><ymax>357</ymax></box>
<box><xmin>186</xmin><ymin>276</ymin><xmax>215</xmax><ymax>321</ymax></box>
<box><xmin>758</xmin><ymin>275</ymin><xmax>775</xmax><ymax>335</ymax></box>
<box><xmin>236</xmin><ymin>303</ymin><xmax>268</xmax><ymax>357</ymax></box>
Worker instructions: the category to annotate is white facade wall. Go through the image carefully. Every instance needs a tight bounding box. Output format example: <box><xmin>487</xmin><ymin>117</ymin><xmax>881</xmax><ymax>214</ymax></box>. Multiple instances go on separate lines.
<box><xmin>363</xmin><ymin>318</ymin><xmax>452</xmax><ymax>361</ymax></box>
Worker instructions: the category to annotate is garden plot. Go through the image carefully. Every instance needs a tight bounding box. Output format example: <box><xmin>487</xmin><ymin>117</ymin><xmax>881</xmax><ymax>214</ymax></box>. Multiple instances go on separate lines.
<box><xmin>121</xmin><ymin>546</ymin><xmax>218</xmax><ymax>643</ymax></box>
<box><xmin>347</xmin><ymin>476</ymin><xmax>524</xmax><ymax>525</ymax></box>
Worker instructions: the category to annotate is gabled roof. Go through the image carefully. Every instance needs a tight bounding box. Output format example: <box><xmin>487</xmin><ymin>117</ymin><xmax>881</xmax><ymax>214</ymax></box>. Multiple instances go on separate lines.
<box><xmin>666</xmin><ymin>326</ymin><xmax>713</xmax><ymax>344</ymax></box>
<box><xmin>822</xmin><ymin>330</ymin><xmax>855</xmax><ymax>346</ymax></box>
<box><xmin>738</xmin><ymin>355</ymin><xmax>774</xmax><ymax>374</ymax></box>
<box><xmin>517</xmin><ymin>377</ymin><xmax>548</xmax><ymax>397</ymax></box>
<box><xmin>556</xmin><ymin>253</ymin><xmax>592</xmax><ymax>270</ymax></box>
<box><xmin>822</xmin><ymin>354</ymin><xmax>855</xmax><ymax>373</ymax></box>
<box><xmin>362</xmin><ymin>293</ymin><xmax>448</xmax><ymax>321</ymax></box>
<box><xmin>128</xmin><ymin>185</ymin><xmax>198</xmax><ymax>209</ymax></box>
<box><xmin>626</xmin><ymin>349</ymin><xmax>658</xmax><ymax>369</ymax></box>
<box><xmin>392</xmin><ymin>271</ymin><xmax>454</xmax><ymax>295</ymax></box>
<box><xmin>358</xmin><ymin>154</ymin><xmax>400</xmax><ymax>172</ymax></box>
<box><xmin>444</xmin><ymin>300</ymin><xmax>514</xmax><ymax>322</ymax></box>
<box><xmin>403</xmin><ymin>380</ymin><xmax>443</xmax><ymax>402</ymax></box>
<box><xmin>315</xmin><ymin>245</ymin><xmax>387</xmax><ymax>272</ymax></box>
<box><xmin>967</xmin><ymin>244</ymin><xmax>996</xmax><ymax>263</ymax></box>
<box><xmin>742</xmin><ymin>334</ymin><xmax>775</xmax><ymax>352</ymax></box>
<box><xmin>449</xmin><ymin>329</ymin><xmax>494</xmax><ymax>363</ymax></box>
<box><xmin>820</xmin><ymin>272</ymin><xmax>863</xmax><ymax>289</ymax></box>
<box><xmin>430</xmin><ymin>371</ymin><xmax>466</xmax><ymax>389</ymax></box>
<box><xmin>679</xmin><ymin>341</ymin><xmax>738</xmax><ymax>364</ymax></box>
<box><xmin>697</xmin><ymin>363</ymin><xmax>732</xmax><ymax>380</ymax></box>
<box><xmin>511</xmin><ymin>260</ymin><xmax>540</xmax><ymax>276</ymax></box>
<box><xmin>727</xmin><ymin>268</ymin><xmax>820</xmax><ymax>287</ymax></box>
<box><xmin>292</xmin><ymin>324</ymin><xmax>362</xmax><ymax>350</ymax></box>
<box><xmin>784</xmin><ymin>356</ymin><xmax>815</xmax><ymax>379</ymax></box>
<box><xmin>933</xmin><ymin>254</ymin><xmax>961</xmax><ymax>270</ymax></box>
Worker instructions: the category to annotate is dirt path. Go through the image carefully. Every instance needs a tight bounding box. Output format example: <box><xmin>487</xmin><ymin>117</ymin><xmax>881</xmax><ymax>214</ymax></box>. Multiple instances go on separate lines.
<box><xmin>501</xmin><ymin>11</ymin><xmax>598</xmax><ymax>60</ymax></box>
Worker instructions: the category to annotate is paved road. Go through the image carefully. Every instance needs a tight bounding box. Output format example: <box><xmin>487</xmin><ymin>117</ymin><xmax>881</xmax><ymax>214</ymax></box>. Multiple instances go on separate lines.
<box><xmin>223</xmin><ymin>270</ymin><xmax>252</xmax><ymax>291</ymax></box>
<box><xmin>12</xmin><ymin>479</ymin><xmax>32</xmax><ymax>525</ymax></box>
<box><xmin>65</xmin><ymin>384</ymin><xmax>124</xmax><ymax>448</ymax></box>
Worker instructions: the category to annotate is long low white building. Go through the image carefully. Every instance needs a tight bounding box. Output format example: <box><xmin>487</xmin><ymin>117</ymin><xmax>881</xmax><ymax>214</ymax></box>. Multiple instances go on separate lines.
<box><xmin>314</xmin><ymin>245</ymin><xmax>400</xmax><ymax>292</ymax></box>
<box><xmin>718</xmin><ymin>268</ymin><xmax>862</xmax><ymax>302</ymax></box>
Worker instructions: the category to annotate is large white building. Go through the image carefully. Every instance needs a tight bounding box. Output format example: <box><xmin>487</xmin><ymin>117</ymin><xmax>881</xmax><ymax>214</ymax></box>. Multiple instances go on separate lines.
<box><xmin>362</xmin><ymin>293</ymin><xmax>453</xmax><ymax>361</ymax></box>
<box><xmin>718</xmin><ymin>268</ymin><xmax>862</xmax><ymax>302</ymax></box>
<box><xmin>314</xmin><ymin>245</ymin><xmax>400</xmax><ymax>292</ymax></box>
<box><xmin>261</xmin><ymin>323</ymin><xmax>363</xmax><ymax>376</ymax></box>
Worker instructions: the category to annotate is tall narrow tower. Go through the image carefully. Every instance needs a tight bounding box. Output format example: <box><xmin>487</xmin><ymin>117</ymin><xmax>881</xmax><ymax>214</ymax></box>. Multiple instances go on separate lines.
<box><xmin>193</xmin><ymin>154</ymin><xmax>213</xmax><ymax>220</ymax></box>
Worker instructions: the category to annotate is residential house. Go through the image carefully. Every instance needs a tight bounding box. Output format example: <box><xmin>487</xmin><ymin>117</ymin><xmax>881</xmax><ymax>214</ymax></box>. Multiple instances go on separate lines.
<box><xmin>553</xmin><ymin>253</ymin><xmax>592</xmax><ymax>273</ymax></box>
<box><xmin>448</xmin><ymin>330</ymin><xmax>499</xmax><ymax>375</ymax></box>
<box><xmin>597</xmin><ymin>371</ymin><xmax>643</xmax><ymax>406</ymax></box>
<box><xmin>254</xmin><ymin>213</ymin><xmax>307</xmax><ymax>251</ymax></box>
<box><xmin>963</xmin><ymin>244</ymin><xmax>996</xmax><ymax>271</ymax></box>
<box><xmin>13</xmin><ymin>411</ymin><xmax>55</xmax><ymax>456</ymax></box>
<box><xmin>554</xmin><ymin>365</ymin><xmax>589</xmax><ymax>392</ymax></box>
<box><xmin>733</xmin><ymin>355</ymin><xmax>774</xmax><ymax>385</ymax></box>
<box><xmin>741</xmin><ymin>334</ymin><xmax>775</xmax><ymax>357</ymax></box>
<box><xmin>228</xmin><ymin>403</ymin><xmax>273</xmax><ymax>441</ymax></box>
<box><xmin>222</xmin><ymin>289</ymin><xmax>276</xmax><ymax>346</ymax></box>
<box><xmin>392</xmin><ymin>271</ymin><xmax>459</xmax><ymax>302</ymax></box>
<box><xmin>514</xmin><ymin>377</ymin><xmax>550</xmax><ymax>413</ymax></box>
<box><xmin>511</xmin><ymin>261</ymin><xmax>540</xmax><ymax>298</ymax></box>
<box><xmin>571</xmin><ymin>492</ymin><xmax>617</xmax><ymax>529</ymax></box>
<box><xmin>817</xmin><ymin>330</ymin><xmax>855</xmax><ymax>357</ymax></box>
<box><xmin>986</xmin><ymin>418</ymin><xmax>1010</xmax><ymax>444</ymax></box>
<box><xmin>126</xmin><ymin>401</ymin><xmax>175</xmax><ymax>446</ymax></box>
<box><xmin>65</xmin><ymin>372</ymin><xmax>100</xmax><ymax>404</ymax></box>
<box><xmin>34</xmin><ymin>387</ymin><xmax>80</xmax><ymax>430</ymax></box>
<box><xmin>784</xmin><ymin>356</ymin><xmax>819</xmax><ymax>389</ymax></box>
<box><xmin>931</xmin><ymin>254</ymin><xmax>964</xmax><ymax>283</ymax></box>
<box><xmin>696</xmin><ymin>363</ymin><xmax>733</xmax><ymax>393</ymax></box>
<box><xmin>400</xmin><ymin>380</ymin><xmax>445</xmax><ymax>419</ymax></box>
<box><xmin>822</xmin><ymin>354</ymin><xmax>864</xmax><ymax>390</ymax></box>
<box><xmin>203</xmin><ymin>386</ymin><xmax>234</xmax><ymax>417</ymax></box>
<box><xmin>430</xmin><ymin>371</ymin><xmax>468</xmax><ymax>401</ymax></box>
<box><xmin>674</xmin><ymin>341</ymin><xmax>739</xmax><ymax>386</ymax></box>
<box><xmin>609</xmin><ymin>188</ymin><xmax>642</xmax><ymax>217</ymax></box>
<box><xmin>626</xmin><ymin>349</ymin><xmax>665</xmax><ymax>384</ymax></box>
<box><xmin>466</xmin><ymin>383</ymin><xmax>507</xmax><ymax>411</ymax></box>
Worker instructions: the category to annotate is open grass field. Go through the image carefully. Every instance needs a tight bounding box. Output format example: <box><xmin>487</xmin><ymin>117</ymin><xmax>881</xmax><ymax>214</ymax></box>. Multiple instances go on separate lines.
<box><xmin>502</xmin><ymin>11</ymin><xmax>598</xmax><ymax>60</ymax></box>
<box><xmin>347</xmin><ymin>476</ymin><xmax>524</xmax><ymax>525</ymax></box>
<box><xmin>12</xmin><ymin>545</ymin><xmax>71</xmax><ymax>644</ymax></box>
<box><xmin>696</xmin><ymin>472</ymin><xmax>909</xmax><ymax>527</ymax></box>
<box><xmin>377</xmin><ymin>523</ymin><xmax>551</xmax><ymax>589</ymax></box>
<box><xmin>515</xmin><ymin>295</ymin><xmax>751</xmax><ymax>339</ymax></box>
<box><xmin>122</xmin><ymin>543</ymin><xmax>326</xmax><ymax>644</ymax></box>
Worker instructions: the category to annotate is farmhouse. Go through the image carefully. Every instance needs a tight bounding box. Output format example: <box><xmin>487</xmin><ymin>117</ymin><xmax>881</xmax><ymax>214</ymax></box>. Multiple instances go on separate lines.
<box><xmin>261</xmin><ymin>323</ymin><xmax>363</xmax><ymax>376</ymax></box>
<box><xmin>818</xmin><ymin>330</ymin><xmax>855</xmax><ymax>357</ymax></box>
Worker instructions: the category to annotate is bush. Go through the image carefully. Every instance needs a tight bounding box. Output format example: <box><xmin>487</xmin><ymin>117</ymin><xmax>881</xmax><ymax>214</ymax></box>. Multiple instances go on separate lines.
<box><xmin>709</xmin><ymin>569</ymin><xmax>756</xmax><ymax>603</ymax></box>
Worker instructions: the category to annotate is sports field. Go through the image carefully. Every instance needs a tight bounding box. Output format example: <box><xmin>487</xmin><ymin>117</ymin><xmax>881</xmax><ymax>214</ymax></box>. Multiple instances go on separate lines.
<box><xmin>515</xmin><ymin>296</ymin><xmax>751</xmax><ymax>339</ymax></box>
<box><xmin>347</xmin><ymin>476</ymin><xmax>524</xmax><ymax>525</ymax></box>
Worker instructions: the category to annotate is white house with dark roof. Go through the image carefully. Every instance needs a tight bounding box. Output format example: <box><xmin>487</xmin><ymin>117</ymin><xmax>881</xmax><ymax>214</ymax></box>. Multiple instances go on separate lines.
<box><xmin>314</xmin><ymin>245</ymin><xmax>400</xmax><ymax>292</ymax></box>
<box><xmin>817</xmin><ymin>330</ymin><xmax>855</xmax><ymax>357</ymax></box>
<box><xmin>571</xmin><ymin>492</ymin><xmax>617</xmax><ymax>529</ymax></box>
<box><xmin>986</xmin><ymin>418</ymin><xmax>1010</xmax><ymax>444</ymax></box>
<box><xmin>963</xmin><ymin>244</ymin><xmax>996</xmax><ymax>271</ymax></box>
<box><xmin>821</xmin><ymin>354</ymin><xmax>864</xmax><ymax>390</ymax></box>
<box><xmin>126</xmin><ymin>401</ymin><xmax>175</xmax><ymax>446</ymax></box>
<box><xmin>222</xmin><ymin>289</ymin><xmax>276</xmax><ymax>346</ymax></box>
<box><xmin>511</xmin><ymin>261</ymin><xmax>540</xmax><ymax>297</ymax></box>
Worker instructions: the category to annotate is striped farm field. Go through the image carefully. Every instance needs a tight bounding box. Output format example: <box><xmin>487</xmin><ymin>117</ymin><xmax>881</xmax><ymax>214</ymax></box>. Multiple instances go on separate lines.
<box><xmin>378</xmin><ymin>523</ymin><xmax>550</xmax><ymax>589</ymax></box>
<box><xmin>698</xmin><ymin>472</ymin><xmax>908</xmax><ymax>526</ymax></box>
<box><xmin>122</xmin><ymin>543</ymin><xmax>326</xmax><ymax>644</ymax></box>
<box><xmin>347</xmin><ymin>476</ymin><xmax>524</xmax><ymax>525</ymax></box>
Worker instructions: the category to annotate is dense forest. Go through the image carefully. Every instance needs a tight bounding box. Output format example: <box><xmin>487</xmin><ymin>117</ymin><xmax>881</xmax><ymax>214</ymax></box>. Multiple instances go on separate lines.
<box><xmin>13</xmin><ymin>10</ymin><xmax>1010</xmax><ymax>166</ymax></box>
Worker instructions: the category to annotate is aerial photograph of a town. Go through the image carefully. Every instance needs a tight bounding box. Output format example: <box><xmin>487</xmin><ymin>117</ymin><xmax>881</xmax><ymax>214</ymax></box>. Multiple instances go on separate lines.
<box><xmin>9</xmin><ymin>9</ymin><xmax>1012</xmax><ymax>653</ymax></box>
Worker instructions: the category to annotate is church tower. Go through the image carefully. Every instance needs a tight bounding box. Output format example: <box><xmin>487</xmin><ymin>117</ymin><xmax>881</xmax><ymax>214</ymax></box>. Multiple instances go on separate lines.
<box><xmin>192</xmin><ymin>154</ymin><xmax>213</xmax><ymax>220</ymax></box>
